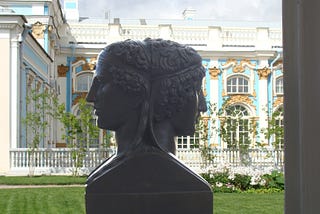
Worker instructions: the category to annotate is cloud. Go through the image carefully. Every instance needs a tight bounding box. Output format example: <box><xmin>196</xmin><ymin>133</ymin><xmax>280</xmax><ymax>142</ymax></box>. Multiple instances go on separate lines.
<box><xmin>77</xmin><ymin>0</ymin><xmax>281</xmax><ymax>21</ymax></box>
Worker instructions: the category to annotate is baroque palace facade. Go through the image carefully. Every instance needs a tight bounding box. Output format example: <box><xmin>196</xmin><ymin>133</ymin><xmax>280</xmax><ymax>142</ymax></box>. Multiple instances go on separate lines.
<box><xmin>0</xmin><ymin>0</ymin><xmax>283</xmax><ymax>174</ymax></box>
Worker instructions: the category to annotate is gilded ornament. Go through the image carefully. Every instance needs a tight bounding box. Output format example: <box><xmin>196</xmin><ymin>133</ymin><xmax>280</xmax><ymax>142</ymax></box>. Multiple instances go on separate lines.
<box><xmin>223</xmin><ymin>59</ymin><xmax>256</xmax><ymax>73</ymax></box>
<box><xmin>273</xmin><ymin>60</ymin><xmax>283</xmax><ymax>67</ymax></box>
<box><xmin>273</xmin><ymin>97</ymin><xmax>284</xmax><ymax>108</ymax></box>
<box><xmin>233</xmin><ymin>64</ymin><xmax>244</xmax><ymax>73</ymax></box>
<box><xmin>226</xmin><ymin>95</ymin><xmax>256</xmax><ymax>111</ymax></box>
<box><xmin>57</xmin><ymin>64</ymin><xmax>69</xmax><ymax>77</ymax></box>
<box><xmin>257</xmin><ymin>67</ymin><xmax>271</xmax><ymax>79</ymax></box>
<box><xmin>209</xmin><ymin>67</ymin><xmax>220</xmax><ymax>80</ymax></box>
<box><xmin>72</xmin><ymin>92</ymin><xmax>88</xmax><ymax>106</ymax></box>
<box><xmin>74</xmin><ymin>57</ymin><xmax>96</xmax><ymax>71</ymax></box>
<box><xmin>32</xmin><ymin>22</ymin><xmax>46</xmax><ymax>39</ymax></box>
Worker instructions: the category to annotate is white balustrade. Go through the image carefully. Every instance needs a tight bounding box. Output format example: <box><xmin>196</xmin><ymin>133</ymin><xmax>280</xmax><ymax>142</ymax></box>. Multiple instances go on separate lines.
<box><xmin>68</xmin><ymin>22</ymin><xmax>282</xmax><ymax>50</ymax></box>
<box><xmin>9</xmin><ymin>148</ymin><xmax>283</xmax><ymax>175</ymax></box>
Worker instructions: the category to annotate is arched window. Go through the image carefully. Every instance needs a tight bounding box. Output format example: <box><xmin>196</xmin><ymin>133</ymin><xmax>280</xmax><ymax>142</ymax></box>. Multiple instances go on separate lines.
<box><xmin>227</xmin><ymin>75</ymin><xmax>249</xmax><ymax>94</ymax></box>
<box><xmin>76</xmin><ymin>72</ymin><xmax>93</xmax><ymax>92</ymax></box>
<box><xmin>221</xmin><ymin>105</ymin><xmax>252</xmax><ymax>148</ymax></box>
<box><xmin>275</xmin><ymin>76</ymin><xmax>283</xmax><ymax>94</ymax></box>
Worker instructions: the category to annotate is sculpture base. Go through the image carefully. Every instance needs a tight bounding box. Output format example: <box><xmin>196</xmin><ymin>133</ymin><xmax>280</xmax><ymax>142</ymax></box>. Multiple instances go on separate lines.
<box><xmin>85</xmin><ymin>150</ymin><xmax>213</xmax><ymax>214</ymax></box>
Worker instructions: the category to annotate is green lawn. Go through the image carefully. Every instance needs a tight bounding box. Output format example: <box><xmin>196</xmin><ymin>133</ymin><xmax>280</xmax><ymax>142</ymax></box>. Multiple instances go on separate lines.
<box><xmin>214</xmin><ymin>192</ymin><xmax>284</xmax><ymax>214</ymax></box>
<box><xmin>0</xmin><ymin>187</ymin><xmax>284</xmax><ymax>214</ymax></box>
<box><xmin>0</xmin><ymin>187</ymin><xmax>85</xmax><ymax>214</ymax></box>
<box><xmin>0</xmin><ymin>176</ymin><xmax>86</xmax><ymax>185</ymax></box>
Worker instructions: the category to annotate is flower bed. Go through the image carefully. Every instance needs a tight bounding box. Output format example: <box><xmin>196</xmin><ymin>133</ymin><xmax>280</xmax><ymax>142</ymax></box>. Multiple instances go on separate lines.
<box><xmin>201</xmin><ymin>164</ymin><xmax>284</xmax><ymax>193</ymax></box>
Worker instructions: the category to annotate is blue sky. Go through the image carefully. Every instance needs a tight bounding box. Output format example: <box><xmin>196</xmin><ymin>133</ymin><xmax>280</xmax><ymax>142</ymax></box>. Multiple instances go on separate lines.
<box><xmin>77</xmin><ymin>0</ymin><xmax>282</xmax><ymax>22</ymax></box>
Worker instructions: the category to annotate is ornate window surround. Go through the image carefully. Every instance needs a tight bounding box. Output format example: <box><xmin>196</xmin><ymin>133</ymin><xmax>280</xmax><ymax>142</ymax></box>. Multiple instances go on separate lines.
<box><xmin>221</xmin><ymin>59</ymin><xmax>255</xmax><ymax>96</ymax></box>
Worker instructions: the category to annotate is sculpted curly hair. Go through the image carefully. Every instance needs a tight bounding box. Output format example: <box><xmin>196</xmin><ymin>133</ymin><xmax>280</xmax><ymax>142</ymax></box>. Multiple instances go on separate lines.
<box><xmin>96</xmin><ymin>38</ymin><xmax>205</xmax><ymax>122</ymax></box>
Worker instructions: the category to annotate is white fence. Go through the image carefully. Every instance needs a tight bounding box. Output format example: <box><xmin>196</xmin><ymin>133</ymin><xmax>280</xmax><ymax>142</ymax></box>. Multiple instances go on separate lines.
<box><xmin>9</xmin><ymin>148</ymin><xmax>284</xmax><ymax>175</ymax></box>
<box><xmin>176</xmin><ymin>148</ymin><xmax>284</xmax><ymax>173</ymax></box>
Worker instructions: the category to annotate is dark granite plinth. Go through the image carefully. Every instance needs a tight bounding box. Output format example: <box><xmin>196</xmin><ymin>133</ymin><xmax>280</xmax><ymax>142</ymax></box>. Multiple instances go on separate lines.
<box><xmin>85</xmin><ymin>150</ymin><xmax>213</xmax><ymax>214</ymax></box>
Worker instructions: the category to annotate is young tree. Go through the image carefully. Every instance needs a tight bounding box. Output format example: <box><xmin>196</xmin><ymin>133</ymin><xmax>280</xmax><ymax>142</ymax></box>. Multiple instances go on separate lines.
<box><xmin>57</xmin><ymin>98</ymin><xmax>100</xmax><ymax>176</ymax></box>
<box><xmin>23</xmin><ymin>88</ymin><xmax>58</xmax><ymax>176</ymax></box>
<box><xmin>262</xmin><ymin>106</ymin><xmax>284</xmax><ymax>149</ymax></box>
<box><xmin>195</xmin><ymin>102</ymin><xmax>218</xmax><ymax>169</ymax></box>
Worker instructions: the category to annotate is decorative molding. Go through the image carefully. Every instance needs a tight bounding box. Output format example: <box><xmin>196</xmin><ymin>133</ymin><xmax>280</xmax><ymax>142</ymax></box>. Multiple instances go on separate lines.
<box><xmin>32</xmin><ymin>21</ymin><xmax>46</xmax><ymax>39</ymax></box>
<box><xmin>222</xmin><ymin>59</ymin><xmax>256</xmax><ymax>73</ymax></box>
<box><xmin>72</xmin><ymin>92</ymin><xmax>88</xmax><ymax>106</ymax></box>
<box><xmin>273</xmin><ymin>97</ymin><xmax>284</xmax><ymax>108</ymax></box>
<box><xmin>222</xmin><ymin>89</ymin><xmax>227</xmax><ymax>97</ymax></box>
<box><xmin>257</xmin><ymin>67</ymin><xmax>271</xmax><ymax>79</ymax></box>
<box><xmin>27</xmin><ymin>75</ymin><xmax>35</xmax><ymax>86</ymax></box>
<box><xmin>225</xmin><ymin>95</ymin><xmax>256</xmax><ymax>112</ymax></box>
<box><xmin>57</xmin><ymin>64</ymin><xmax>69</xmax><ymax>77</ymax></box>
<box><xmin>74</xmin><ymin>57</ymin><xmax>97</xmax><ymax>71</ymax></box>
<box><xmin>209</xmin><ymin>67</ymin><xmax>220</xmax><ymax>80</ymax></box>
<box><xmin>273</xmin><ymin>60</ymin><xmax>283</xmax><ymax>67</ymax></box>
<box><xmin>36</xmin><ymin>81</ymin><xmax>42</xmax><ymax>91</ymax></box>
<box><xmin>202</xmin><ymin>78</ymin><xmax>207</xmax><ymax>97</ymax></box>
<box><xmin>252</xmin><ymin>90</ymin><xmax>257</xmax><ymax>97</ymax></box>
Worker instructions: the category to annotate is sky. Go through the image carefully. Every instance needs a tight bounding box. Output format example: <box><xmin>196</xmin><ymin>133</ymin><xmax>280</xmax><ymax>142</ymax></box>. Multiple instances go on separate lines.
<box><xmin>77</xmin><ymin>0</ymin><xmax>282</xmax><ymax>22</ymax></box>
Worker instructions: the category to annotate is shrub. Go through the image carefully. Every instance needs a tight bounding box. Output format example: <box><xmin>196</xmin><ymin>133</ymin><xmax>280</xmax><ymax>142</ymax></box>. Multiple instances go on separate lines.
<box><xmin>201</xmin><ymin>166</ymin><xmax>284</xmax><ymax>193</ymax></box>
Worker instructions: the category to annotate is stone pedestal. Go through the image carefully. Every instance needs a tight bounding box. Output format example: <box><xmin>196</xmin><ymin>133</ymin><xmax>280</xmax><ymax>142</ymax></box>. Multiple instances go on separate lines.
<box><xmin>86</xmin><ymin>150</ymin><xmax>213</xmax><ymax>214</ymax></box>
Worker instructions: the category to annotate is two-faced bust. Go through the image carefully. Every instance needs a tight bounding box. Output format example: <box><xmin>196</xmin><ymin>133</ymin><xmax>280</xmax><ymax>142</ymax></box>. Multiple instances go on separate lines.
<box><xmin>87</xmin><ymin>38</ymin><xmax>207</xmax><ymax>154</ymax></box>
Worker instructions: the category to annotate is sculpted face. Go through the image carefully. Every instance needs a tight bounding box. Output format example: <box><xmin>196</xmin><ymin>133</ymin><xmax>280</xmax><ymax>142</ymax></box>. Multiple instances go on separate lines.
<box><xmin>170</xmin><ymin>89</ymin><xmax>207</xmax><ymax>136</ymax></box>
<box><xmin>87</xmin><ymin>39</ymin><xmax>207</xmax><ymax>155</ymax></box>
<box><xmin>86</xmin><ymin>63</ymin><xmax>138</xmax><ymax>131</ymax></box>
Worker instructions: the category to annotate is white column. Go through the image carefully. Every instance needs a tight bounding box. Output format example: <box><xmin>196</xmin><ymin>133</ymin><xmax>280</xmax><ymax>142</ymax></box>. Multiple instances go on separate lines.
<box><xmin>208</xmin><ymin>60</ymin><xmax>220</xmax><ymax>147</ymax></box>
<box><xmin>0</xmin><ymin>29</ymin><xmax>11</xmax><ymax>174</ymax></box>
<box><xmin>257</xmin><ymin>65</ymin><xmax>270</xmax><ymax>145</ymax></box>
<box><xmin>284</xmin><ymin>0</ymin><xmax>320</xmax><ymax>213</ymax></box>
<box><xmin>10</xmin><ymin>38</ymin><xmax>20</xmax><ymax>149</ymax></box>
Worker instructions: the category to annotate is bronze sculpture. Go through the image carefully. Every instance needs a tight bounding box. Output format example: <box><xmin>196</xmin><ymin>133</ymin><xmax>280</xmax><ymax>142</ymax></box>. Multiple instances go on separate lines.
<box><xmin>86</xmin><ymin>38</ymin><xmax>213</xmax><ymax>214</ymax></box>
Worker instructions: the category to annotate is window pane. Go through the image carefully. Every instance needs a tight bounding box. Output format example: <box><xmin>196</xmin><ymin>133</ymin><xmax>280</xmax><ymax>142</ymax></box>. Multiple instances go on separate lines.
<box><xmin>227</xmin><ymin>76</ymin><xmax>249</xmax><ymax>94</ymax></box>
<box><xmin>276</xmin><ymin>77</ymin><xmax>283</xmax><ymax>94</ymax></box>
<box><xmin>238</xmin><ymin>78</ymin><xmax>243</xmax><ymax>85</ymax></box>
<box><xmin>76</xmin><ymin>73</ymin><xmax>93</xmax><ymax>92</ymax></box>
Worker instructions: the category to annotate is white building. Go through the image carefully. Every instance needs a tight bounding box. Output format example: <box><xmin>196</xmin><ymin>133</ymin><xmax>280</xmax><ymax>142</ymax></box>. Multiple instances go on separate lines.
<box><xmin>0</xmin><ymin>0</ymin><xmax>283</xmax><ymax>174</ymax></box>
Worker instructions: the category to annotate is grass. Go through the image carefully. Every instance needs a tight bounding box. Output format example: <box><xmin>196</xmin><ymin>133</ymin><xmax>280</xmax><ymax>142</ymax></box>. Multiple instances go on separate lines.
<box><xmin>0</xmin><ymin>176</ymin><xmax>284</xmax><ymax>213</ymax></box>
<box><xmin>0</xmin><ymin>187</ymin><xmax>284</xmax><ymax>214</ymax></box>
<box><xmin>214</xmin><ymin>192</ymin><xmax>284</xmax><ymax>214</ymax></box>
<box><xmin>0</xmin><ymin>176</ymin><xmax>86</xmax><ymax>185</ymax></box>
<box><xmin>0</xmin><ymin>187</ymin><xmax>85</xmax><ymax>214</ymax></box>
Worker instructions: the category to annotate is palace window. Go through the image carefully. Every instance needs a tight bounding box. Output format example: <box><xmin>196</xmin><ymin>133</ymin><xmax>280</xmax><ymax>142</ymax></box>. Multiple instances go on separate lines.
<box><xmin>176</xmin><ymin>132</ymin><xmax>200</xmax><ymax>150</ymax></box>
<box><xmin>227</xmin><ymin>75</ymin><xmax>249</xmax><ymax>94</ymax></box>
<box><xmin>222</xmin><ymin>105</ymin><xmax>252</xmax><ymax>148</ymax></box>
<box><xmin>275</xmin><ymin>76</ymin><xmax>283</xmax><ymax>94</ymax></box>
<box><xmin>75</xmin><ymin>72</ymin><xmax>93</xmax><ymax>92</ymax></box>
